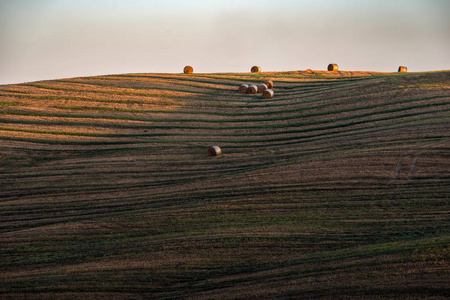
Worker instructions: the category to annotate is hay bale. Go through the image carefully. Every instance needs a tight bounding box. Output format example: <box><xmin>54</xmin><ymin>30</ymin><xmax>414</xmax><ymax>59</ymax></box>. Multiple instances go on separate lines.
<box><xmin>251</xmin><ymin>66</ymin><xmax>261</xmax><ymax>73</ymax></box>
<box><xmin>264</xmin><ymin>79</ymin><xmax>273</xmax><ymax>89</ymax></box>
<box><xmin>257</xmin><ymin>83</ymin><xmax>268</xmax><ymax>93</ymax></box>
<box><xmin>246</xmin><ymin>84</ymin><xmax>258</xmax><ymax>94</ymax></box>
<box><xmin>262</xmin><ymin>89</ymin><xmax>274</xmax><ymax>99</ymax></box>
<box><xmin>208</xmin><ymin>145</ymin><xmax>222</xmax><ymax>156</ymax></box>
<box><xmin>184</xmin><ymin>66</ymin><xmax>194</xmax><ymax>74</ymax></box>
<box><xmin>327</xmin><ymin>64</ymin><xmax>338</xmax><ymax>71</ymax></box>
<box><xmin>398</xmin><ymin>66</ymin><xmax>407</xmax><ymax>72</ymax></box>
<box><xmin>239</xmin><ymin>84</ymin><xmax>249</xmax><ymax>94</ymax></box>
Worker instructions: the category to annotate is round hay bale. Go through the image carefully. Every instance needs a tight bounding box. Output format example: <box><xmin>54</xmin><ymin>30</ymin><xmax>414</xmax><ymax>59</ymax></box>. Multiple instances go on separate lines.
<box><xmin>239</xmin><ymin>84</ymin><xmax>249</xmax><ymax>94</ymax></box>
<box><xmin>327</xmin><ymin>64</ymin><xmax>338</xmax><ymax>71</ymax></box>
<box><xmin>208</xmin><ymin>145</ymin><xmax>222</xmax><ymax>156</ymax></box>
<box><xmin>262</xmin><ymin>89</ymin><xmax>274</xmax><ymax>99</ymax></box>
<box><xmin>398</xmin><ymin>66</ymin><xmax>407</xmax><ymax>72</ymax></box>
<box><xmin>184</xmin><ymin>66</ymin><xmax>194</xmax><ymax>74</ymax></box>
<box><xmin>246</xmin><ymin>84</ymin><xmax>258</xmax><ymax>94</ymax></box>
<box><xmin>264</xmin><ymin>79</ymin><xmax>273</xmax><ymax>89</ymax></box>
<box><xmin>257</xmin><ymin>83</ymin><xmax>268</xmax><ymax>93</ymax></box>
<box><xmin>251</xmin><ymin>66</ymin><xmax>261</xmax><ymax>73</ymax></box>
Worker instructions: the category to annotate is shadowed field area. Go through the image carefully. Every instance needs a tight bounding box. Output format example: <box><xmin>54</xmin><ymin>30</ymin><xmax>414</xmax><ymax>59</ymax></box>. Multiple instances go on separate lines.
<box><xmin>0</xmin><ymin>70</ymin><xmax>449</xmax><ymax>299</ymax></box>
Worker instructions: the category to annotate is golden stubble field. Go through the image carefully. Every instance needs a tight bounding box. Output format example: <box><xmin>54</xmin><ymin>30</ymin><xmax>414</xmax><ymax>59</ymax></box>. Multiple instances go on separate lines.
<box><xmin>0</xmin><ymin>70</ymin><xmax>449</xmax><ymax>299</ymax></box>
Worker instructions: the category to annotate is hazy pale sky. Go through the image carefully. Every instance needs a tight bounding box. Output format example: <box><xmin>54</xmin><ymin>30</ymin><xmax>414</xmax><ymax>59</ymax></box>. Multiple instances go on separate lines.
<box><xmin>1</xmin><ymin>0</ymin><xmax>449</xmax><ymax>84</ymax></box>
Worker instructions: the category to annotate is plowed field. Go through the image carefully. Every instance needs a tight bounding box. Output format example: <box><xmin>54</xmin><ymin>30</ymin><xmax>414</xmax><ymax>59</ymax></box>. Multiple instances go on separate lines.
<box><xmin>1</xmin><ymin>70</ymin><xmax>449</xmax><ymax>299</ymax></box>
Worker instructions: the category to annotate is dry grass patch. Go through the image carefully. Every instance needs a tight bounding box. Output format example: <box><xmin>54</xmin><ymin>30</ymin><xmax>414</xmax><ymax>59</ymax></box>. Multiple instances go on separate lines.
<box><xmin>0</xmin><ymin>128</ymin><xmax>119</xmax><ymax>142</ymax></box>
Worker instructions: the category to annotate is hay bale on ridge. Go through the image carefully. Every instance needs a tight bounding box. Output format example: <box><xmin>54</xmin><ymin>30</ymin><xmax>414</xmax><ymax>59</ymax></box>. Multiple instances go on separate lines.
<box><xmin>251</xmin><ymin>66</ymin><xmax>261</xmax><ymax>73</ymax></box>
<box><xmin>208</xmin><ymin>145</ymin><xmax>222</xmax><ymax>156</ymax></box>
<box><xmin>257</xmin><ymin>83</ymin><xmax>268</xmax><ymax>93</ymax></box>
<box><xmin>398</xmin><ymin>66</ymin><xmax>407</xmax><ymax>72</ymax></box>
<box><xmin>246</xmin><ymin>84</ymin><xmax>258</xmax><ymax>94</ymax></box>
<box><xmin>184</xmin><ymin>66</ymin><xmax>194</xmax><ymax>74</ymax></box>
<box><xmin>262</xmin><ymin>89</ymin><xmax>274</xmax><ymax>99</ymax></box>
<box><xmin>327</xmin><ymin>64</ymin><xmax>338</xmax><ymax>71</ymax></box>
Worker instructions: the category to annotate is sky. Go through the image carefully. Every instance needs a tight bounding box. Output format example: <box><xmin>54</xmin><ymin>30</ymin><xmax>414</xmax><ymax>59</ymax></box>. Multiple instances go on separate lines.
<box><xmin>0</xmin><ymin>0</ymin><xmax>449</xmax><ymax>85</ymax></box>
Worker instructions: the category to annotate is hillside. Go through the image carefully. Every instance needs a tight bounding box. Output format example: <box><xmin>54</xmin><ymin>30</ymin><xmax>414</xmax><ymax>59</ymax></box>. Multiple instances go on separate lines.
<box><xmin>0</xmin><ymin>70</ymin><xmax>449</xmax><ymax>299</ymax></box>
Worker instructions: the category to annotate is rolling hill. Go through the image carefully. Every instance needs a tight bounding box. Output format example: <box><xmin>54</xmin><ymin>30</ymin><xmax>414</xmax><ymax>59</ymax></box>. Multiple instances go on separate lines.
<box><xmin>0</xmin><ymin>70</ymin><xmax>449</xmax><ymax>299</ymax></box>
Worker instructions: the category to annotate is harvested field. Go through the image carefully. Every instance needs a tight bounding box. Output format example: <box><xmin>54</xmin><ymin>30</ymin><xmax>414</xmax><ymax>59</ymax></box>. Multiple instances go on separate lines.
<box><xmin>0</xmin><ymin>70</ymin><xmax>449</xmax><ymax>299</ymax></box>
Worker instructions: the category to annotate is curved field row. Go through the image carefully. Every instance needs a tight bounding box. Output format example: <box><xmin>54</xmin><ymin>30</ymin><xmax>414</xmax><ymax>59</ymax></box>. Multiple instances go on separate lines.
<box><xmin>0</xmin><ymin>70</ymin><xmax>449</xmax><ymax>299</ymax></box>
